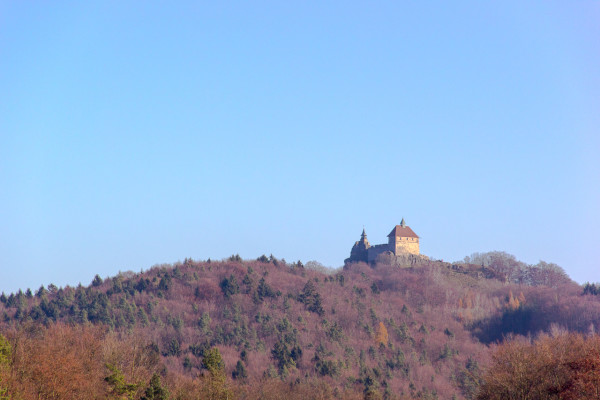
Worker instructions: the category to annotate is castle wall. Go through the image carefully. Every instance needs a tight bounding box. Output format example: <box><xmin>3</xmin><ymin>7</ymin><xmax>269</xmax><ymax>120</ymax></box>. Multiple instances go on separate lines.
<box><xmin>394</xmin><ymin>238</ymin><xmax>420</xmax><ymax>255</ymax></box>
<box><xmin>367</xmin><ymin>244</ymin><xmax>391</xmax><ymax>263</ymax></box>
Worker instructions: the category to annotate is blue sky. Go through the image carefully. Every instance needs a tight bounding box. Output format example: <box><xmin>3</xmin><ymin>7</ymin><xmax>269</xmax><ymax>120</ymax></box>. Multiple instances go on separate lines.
<box><xmin>1</xmin><ymin>2</ymin><xmax>598</xmax><ymax>293</ymax></box>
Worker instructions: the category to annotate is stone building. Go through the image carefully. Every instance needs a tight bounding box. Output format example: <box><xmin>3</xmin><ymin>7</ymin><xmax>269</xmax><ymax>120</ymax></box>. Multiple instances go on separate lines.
<box><xmin>346</xmin><ymin>219</ymin><xmax>420</xmax><ymax>264</ymax></box>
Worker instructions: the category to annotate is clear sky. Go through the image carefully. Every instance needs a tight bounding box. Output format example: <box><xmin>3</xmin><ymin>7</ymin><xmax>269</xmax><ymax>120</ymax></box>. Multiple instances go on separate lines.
<box><xmin>1</xmin><ymin>2</ymin><xmax>599</xmax><ymax>294</ymax></box>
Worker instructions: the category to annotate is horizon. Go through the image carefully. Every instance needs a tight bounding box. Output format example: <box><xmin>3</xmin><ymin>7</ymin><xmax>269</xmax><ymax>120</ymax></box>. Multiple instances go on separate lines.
<box><xmin>1</xmin><ymin>2</ymin><xmax>599</xmax><ymax>293</ymax></box>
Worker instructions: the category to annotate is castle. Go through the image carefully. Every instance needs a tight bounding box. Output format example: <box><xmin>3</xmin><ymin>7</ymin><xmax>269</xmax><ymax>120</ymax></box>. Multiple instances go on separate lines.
<box><xmin>346</xmin><ymin>219</ymin><xmax>420</xmax><ymax>264</ymax></box>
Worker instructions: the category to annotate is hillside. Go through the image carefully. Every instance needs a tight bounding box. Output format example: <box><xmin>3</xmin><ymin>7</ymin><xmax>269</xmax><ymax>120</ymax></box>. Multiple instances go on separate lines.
<box><xmin>1</xmin><ymin>254</ymin><xmax>600</xmax><ymax>399</ymax></box>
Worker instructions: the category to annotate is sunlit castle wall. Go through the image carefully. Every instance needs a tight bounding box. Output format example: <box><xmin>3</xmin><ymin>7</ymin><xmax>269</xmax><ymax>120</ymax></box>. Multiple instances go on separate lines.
<box><xmin>392</xmin><ymin>236</ymin><xmax>420</xmax><ymax>255</ymax></box>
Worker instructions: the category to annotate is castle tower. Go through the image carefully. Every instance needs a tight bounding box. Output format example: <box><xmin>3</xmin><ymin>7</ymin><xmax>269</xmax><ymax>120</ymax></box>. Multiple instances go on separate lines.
<box><xmin>387</xmin><ymin>218</ymin><xmax>420</xmax><ymax>255</ymax></box>
<box><xmin>349</xmin><ymin>228</ymin><xmax>370</xmax><ymax>262</ymax></box>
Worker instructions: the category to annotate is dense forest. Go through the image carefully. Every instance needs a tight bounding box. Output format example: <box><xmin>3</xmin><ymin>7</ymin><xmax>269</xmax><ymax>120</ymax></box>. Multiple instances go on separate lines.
<box><xmin>1</xmin><ymin>252</ymin><xmax>599</xmax><ymax>399</ymax></box>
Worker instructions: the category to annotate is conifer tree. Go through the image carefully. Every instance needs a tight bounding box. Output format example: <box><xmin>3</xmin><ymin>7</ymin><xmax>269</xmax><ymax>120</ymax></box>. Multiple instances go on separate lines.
<box><xmin>232</xmin><ymin>360</ymin><xmax>248</xmax><ymax>380</ymax></box>
<box><xmin>202</xmin><ymin>347</ymin><xmax>232</xmax><ymax>400</ymax></box>
<box><xmin>0</xmin><ymin>334</ymin><xmax>10</xmax><ymax>400</ymax></box>
<box><xmin>141</xmin><ymin>373</ymin><xmax>168</xmax><ymax>400</ymax></box>
<box><xmin>104</xmin><ymin>364</ymin><xmax>138</xmax><ymax>399</ymax></box>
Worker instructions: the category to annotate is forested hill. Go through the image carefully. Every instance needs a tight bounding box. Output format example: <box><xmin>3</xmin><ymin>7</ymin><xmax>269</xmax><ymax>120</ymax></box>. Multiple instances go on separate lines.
<box><xmin>1</xmin><ymin>253</ymin><xmax>600</xmax><ymax>399</ymax></box>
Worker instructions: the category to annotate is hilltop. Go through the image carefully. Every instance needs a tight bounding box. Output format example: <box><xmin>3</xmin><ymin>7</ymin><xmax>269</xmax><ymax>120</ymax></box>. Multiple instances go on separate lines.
<box><xmin>1</xmin><ymin>253</ymin><xmax>600</xmax><ymax>399</ymax></box>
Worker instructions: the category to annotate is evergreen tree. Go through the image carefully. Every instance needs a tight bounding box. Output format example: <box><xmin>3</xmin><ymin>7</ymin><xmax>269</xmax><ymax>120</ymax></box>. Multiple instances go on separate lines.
<box><xmin>202</xmin><ymin>347</ymin><xmax>232</xmax><ymax>400</ymax></box>
<box><xmin>219</xmin><ymin>275</ymin><xmax>240</xmax><ymax>298</ymax></box>
<box><xmin>298</xmin><ymin>280</ymin><xmax>324</xmax><ymax>316</ymax></box>
<box><xmin>141</xmin><ymin>373</ymin><xmax>169</xmax><ymax>400</ymax></box>
<box><xmin>0</xmin><ymin>334</ymin><xmax>11</xmax><ymax>400</ymax></box>
<box><xmin>198</xmin><ymin>312</ymin><xmax>212</xmax><ymax>335</ymax></box>
<box><xmin>232</xmin><ymin>360</ymin><xmax>248</xmax><ymax>380</ymax></box>
<box><xmin>256</xmin><ymin>278</ymin><xmax>276</xmax><ymax>302</ymax></box>
<box><xmin>35</xmin><ymin>285</ymin><xmax>47</xmax><ymax>298</ymax></box>
<box><xmin>91</xmin><ymin>274</ymin><xmax>103</xmax><ymax>287</ymax></box>
<box><xmin>104</xmin><ymin>364</ymin><xmax>138</xmax><ymax>399</ymax></box>
<box><xmin>0</xmin><ymin>335</ymin><xmax>9</xmax><ymax>365</ymax></box>
<box><xmin>202</xmin><ymin>348</ymin><xmax>225</xmax><ymax>374</ymax></box>
<box><xmin>158</xmin><ymin>275</ymin><xmax>172</xmax><ymax>292</ymax></box>
<box><xmin>364</xmin><ymin>375</ymin><xmax>382</xmax><ymax>400</ymax></box>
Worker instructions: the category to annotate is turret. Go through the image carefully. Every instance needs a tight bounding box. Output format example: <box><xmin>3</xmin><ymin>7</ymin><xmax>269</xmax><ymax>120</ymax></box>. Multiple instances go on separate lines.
<box><xmin>348</xmin><ymin>228</ymin><xmax>370</xmax><ymax>262</ymax></box>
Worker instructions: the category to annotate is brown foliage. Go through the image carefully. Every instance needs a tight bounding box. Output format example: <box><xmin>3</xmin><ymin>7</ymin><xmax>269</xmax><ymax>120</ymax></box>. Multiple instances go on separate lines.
<box><xmin>7</xmin><ymin>323</ymin><xmax>106</xmax><ymax>399</ymax></box>
<box><xmin>375</xmin><ymin>321</ymin><xmax>389</xmax><ymax>347</ymax></box>
<box><xmin>0</xmin><ymin>323</ymin><xmax>164</xmax><ymax>400</ymax></box>
<box><xmin>477</xmin><ymin>332</ymin><xmax>600</xmax><ymax>400</ymax></box>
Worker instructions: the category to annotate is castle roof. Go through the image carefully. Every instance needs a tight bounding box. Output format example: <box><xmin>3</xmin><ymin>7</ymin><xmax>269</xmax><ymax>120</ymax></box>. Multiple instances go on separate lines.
<box><xmin>387</xmin><ymin>224</ymin><xmax>419</xmax><ymax>238</ymax></box>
